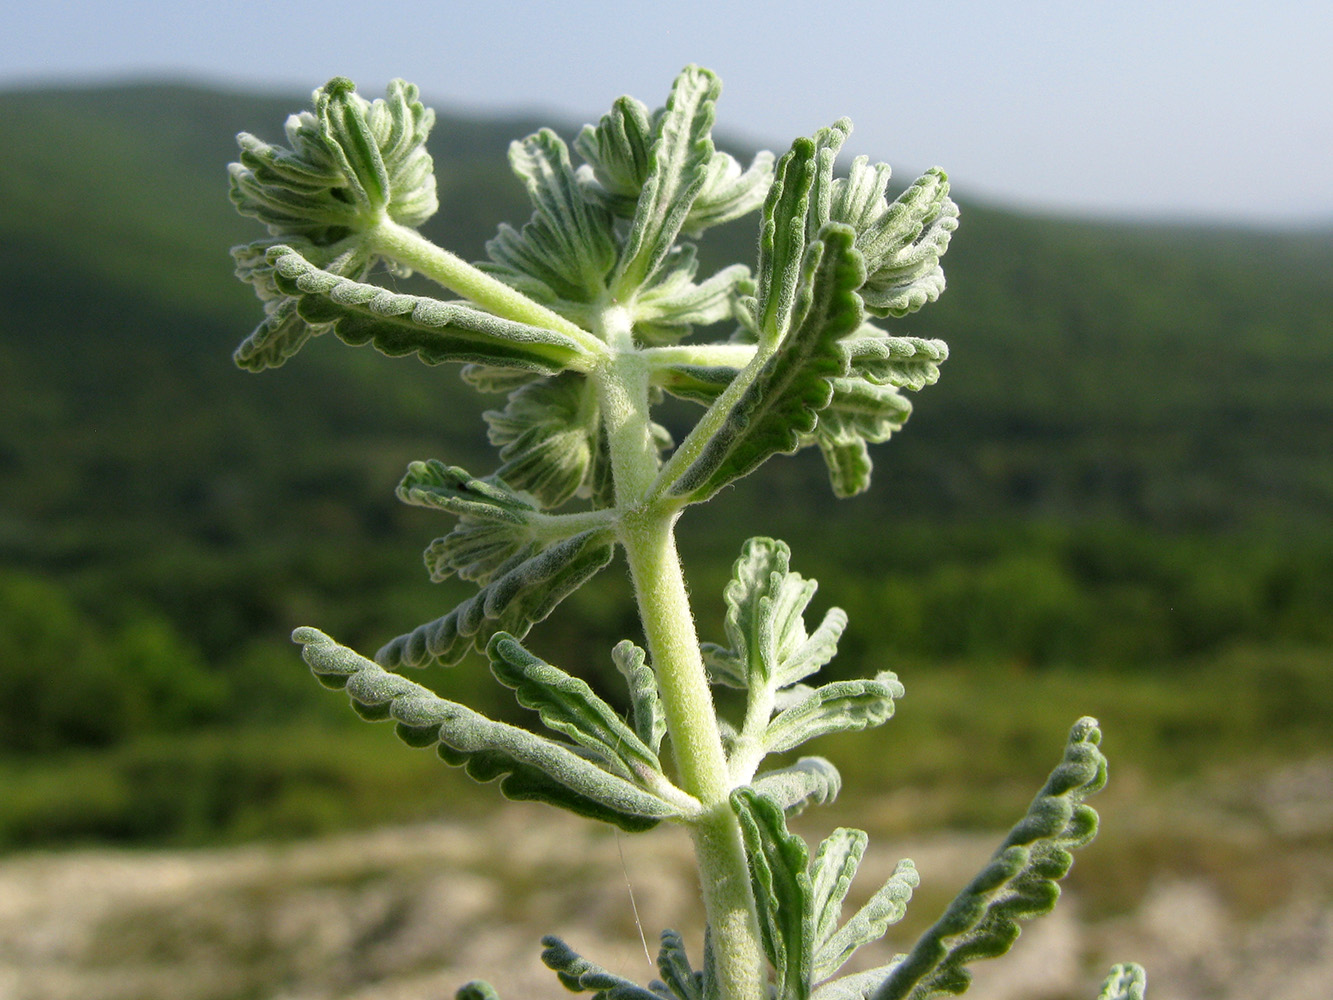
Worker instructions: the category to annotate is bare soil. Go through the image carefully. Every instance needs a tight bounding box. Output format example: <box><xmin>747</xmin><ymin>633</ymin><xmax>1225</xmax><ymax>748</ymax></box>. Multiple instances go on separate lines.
<box><xmin>2</xmin><ymin>758</ymin><xmax>1330</xmax><ymax>1000</ymax></box>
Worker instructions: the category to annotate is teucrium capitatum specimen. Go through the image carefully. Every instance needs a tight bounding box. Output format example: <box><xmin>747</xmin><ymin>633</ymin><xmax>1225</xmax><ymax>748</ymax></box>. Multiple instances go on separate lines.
<box><xmin>229</xmin><ymin>66</ymin><xmax>1143</xmax><ymax>1000</ymax></box>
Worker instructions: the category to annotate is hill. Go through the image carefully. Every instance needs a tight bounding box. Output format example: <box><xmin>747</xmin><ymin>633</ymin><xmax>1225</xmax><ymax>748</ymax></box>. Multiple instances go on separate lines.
<box><xmin>1</xmin><ymin>80</ymin><xmax>1330</xmax><ymax>847</ymax></box>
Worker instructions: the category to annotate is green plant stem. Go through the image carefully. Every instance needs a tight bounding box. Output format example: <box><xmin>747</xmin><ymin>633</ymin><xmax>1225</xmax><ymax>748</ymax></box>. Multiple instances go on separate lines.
<box><xmin>368</xmin><ymin>219</ymin><xmax>607</xmax><ymax>356</ymax></box>
<box><xmin>620</xmin><ymin>510</ymin><xmax>767</xmax><ymax>1000</ymax></box>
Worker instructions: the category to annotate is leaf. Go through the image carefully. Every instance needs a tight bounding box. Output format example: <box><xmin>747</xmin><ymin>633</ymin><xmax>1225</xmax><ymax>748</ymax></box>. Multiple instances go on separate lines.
<box><xmin>842</xmin><ymin>331</ymin><xmax>948</xmax><ymax>391</ymax></box>
<box><xmin>703</xmin><ymin>538</ymin><xmax>846</xmax><ymax>692</ymax></box>
<box><xmin>815</xmin><ymin>859</ymin><xmax>917</xmax><ymax>982</ymax></box>
<box><xmin>483</xmin><ymin>129</ymin><xmax>617</xmax><ymax>311</ymax></box>
<box><xmin>732</xmin><ymin>788</ymin><xmax>814</xmax><ymax>1000</ymax></box>
<box><xmin>377</xmin><ymin>528</ymin><xmax>616</xmax><ymax>667</ymax></box>
<box><xmin>751</xmin><ymin>757</ymin><xmax>842</xmax><ymax>815</ymax></box>
<box><xmin>395</xmin><ymin>461</ymin><xmax>543</xmax><ymax>584</ymax></box>
<box><xmin>873</xmin><ymin>718</ymin><xmax>1109</xmax><ymax>1000</ymax></box>
<box><xmin>764</xmin><ymin>674</ymin><xmax>904</xmax><ymax>755</ymax></box>
<box><xmin>631</xmin><ymin>251</ymin><xmax>752</xmax><ymax>346</ymax></box>
<box><xmin>1096</xmin><ymin>963</ymin><xmax>1147</xmax><ymax>1000</ymax></box>
<box><xmin>541</xmin><ymin>936</ymin><xmax>663</xmax><ymax>1000</ymax></box>
<box><xmin>574</xmin><ymin>95</ymin><xmax>657</xmax><ymax>217</ymax></box>
<box><xmin>615</xmin><ymin>65</ymin><xmax>721</xmax><ymax>293</ymax></box>
<box><xmin>457</xmin><ymin>983</ymin><xmax>502</xmax><ymax>1000</ymax></box>
<box><xmin>264</xmin><ymin>244</ymin><xmax>596</xmax><ymax>374</ymax></box>
<box><xmin>812</xmin><ymin>964</ymin><xmax>906</xmax><ymax>1000</ymax></box>
<box><xmin>655</xmin><ymin>930</ymin><xmax>705</xmax><ymax>1000</ymax></box>
<box><xmin>843</xmin><ymin>167</ymin><xmax>959</xmax><ymax>319</ymax></box>
<box><xmin>294</xmin><ymin>628</ymin><xmax>674</xmax><ymax>831</ymax></box>
<box><xmin>229</xmin><ymin>77</ymin><xmax>437</xmax><ymax>243</ymax></box>
<box><xmin>613</xmin><ymin>640</ymin><xmax>666</xmax><ymax>755</ymax></box>
<box><xmin>806</xmin><ymin>378</ymin><xmax>915</xmax><ymax>499</ymax></box>
<box><xmin>668</xmin><ymin>224</ymin><xmax>864</xmax><ymax>502</ymax></box>
<box><xmin>484</xmin><ymin>373</ymin><xmax>601</xmax><ymax>508</ymax></box>
<box><xmin>683</xmin><ymin>148</ymin><xmax>776</xmax><ymax>237</ymax></box>
<box><xmin>487</xmin><ymin>633</ymin><xmax>663</xmax><ymax>786</ymax></box>
<box><xmin>810</xmin><ymin>829</ymin><xmax>869</xmax><ymax>950</ymax></box>
<box><xmin>753</xmin><ymin>122</ymin><xmax>849</xmax><ymax>347</ymax></box>
<box><xmin>230</xmin><ymin>238</ymin><xmax>374</xmax><ymax>370</ymax></box>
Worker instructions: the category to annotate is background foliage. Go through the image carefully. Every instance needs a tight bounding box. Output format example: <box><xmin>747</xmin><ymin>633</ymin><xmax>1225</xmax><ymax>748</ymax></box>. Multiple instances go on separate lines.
<box><xmin>1</xmin><ymin>81</ymin><xmax>1330</xmax><ymax>849</ymax></box>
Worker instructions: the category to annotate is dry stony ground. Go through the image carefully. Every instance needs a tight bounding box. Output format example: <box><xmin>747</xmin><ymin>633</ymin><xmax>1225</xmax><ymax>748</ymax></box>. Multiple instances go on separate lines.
<box><xmin>1</xmin><ymin>758</ymin><xmax>1330</xmax><ymax>1000</ymax></box>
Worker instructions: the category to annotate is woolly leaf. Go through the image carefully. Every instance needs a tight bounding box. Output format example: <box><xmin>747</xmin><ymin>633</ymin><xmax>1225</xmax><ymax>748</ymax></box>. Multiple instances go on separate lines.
<box><xmin>574</xmin><ymin>95</ymin><xmax>657</xmax><ymax>217</ymax></box>
<box><xmin>632</xmin><ymin>253</ymin><xmax>752</xmax><ymax>346</ymax></box>
<box><xmin>377</xmin><ymin>528</ymin><xmax>616</xmax><ymax>667</ymax></box>
<box><xmin>294</xmin><ymin>628</ymin><xmax>673</xmax><ymax>830</ymax></box>
<box><xmin>873</xmin><ymin>718</ymin><xmax>1109</xmax><ymax>1000</ymax></box>
<box><xmin>231</xmin><ymin>238</ymin><xmax>373</xmax><ymax>370</ymax></box>
<box><xmin>1097</xmin><ymin>963</ymin><xmax>1147</xmax><ymax>1000</ymax></box>
<box><xmin>457</xmin><ymin>982</ymin><xmax>502</xmax><ymax>1000</ymax></box>
<box><xmin>810</xmin><ymin>829</ymin><xmax>869</xmax><ymax>949</ymax></box>
<box><xmin>703</xmin><ymin>538</ymin><xmax>845</xmax><ymax>692</ymax></box>
<box><xmin>263</xmin><ymin>245</ymin><xmax>595</xmax><ymax>374</ymax></box>
<box><xmin>394</xmin><ymin>461</ymin><xmax>547</xmax><ymax>584</ymax></box>
<box><xmin>484</xmin><ymin>373</ymin><xmax>600</xmax><ymax>508</ymax></box>
<box><xmin>806</xmin><ymin>378</ymin><xmax>915</xmax><ymax>498</ymax></box>
<box><xmin>487</xmin><ymin>633</ymin><xmax>664</xmax><ymax>786</ymax></box>
<box><xmin>613</xmin><ymin>640</ymin><xmax>666</xmax><ymax>755</ymax></box>
<box><xmin>683</xmin><ymin>147</ymin><xmax>776</xmax><ymax>237</ymax></box>
<box><xmin>228</xmin><ymin>77</ymin><xmax>437</xmax><ymax>244</ymax></box>
<box><xmin>764</xmin><ymin>674</ymin><xmax>903</xmax><ymax>755</ymax></box>
<box><xmin>668</xmin><ymin>224</ymin><xmax>864</xmax><ymax>502</ymax></box>
<box><xmin>751</xmin><ymin>757</ymin><xmax>842</xmax><ymax>815</ymax></box>
<box><xmin>842</xmin><ymin>331</ymin><xmax>948</xmax><ymax>391</ymax></box>
<box><xmin>655</xmin><ymin>930</ymin><xmax>705</xmax><ymax>1000</ymax></box>
<box><xmin>812</xmin><ymin>965</ymin><xmax>905</xmax><ymax>1000</ymax></box>
<box><xmin>541</xmin><ymin>936</ymin><xmax>662</xmax><ymax>1000</ymax></box>
<box><xmin>732</xmin><ymin>788</ymin><xmax>814</xmax><ymax>1000</ymax></box>
<box><xmin>655</xmin><ymin>362</ymin><xmax>737</xmax><ymax>405</ymax></box>
<box><xmin>615</xmin><ymin>65</ymin><xmax>720</xmax><ymax>292</ymax></box>
<box><xmin>815</xmin><ymin>859</ymin><xmax>917</xmax><ymax>982</ymax></box>
<box><xmin>842</xmin><ymin>167</ymin><xmax>958</xmax><ymax>319</ymax></box>
<box><xmin>482</xmin><ymin>129</ymin><xmax>617</xmax><ymax>313</ymax></box>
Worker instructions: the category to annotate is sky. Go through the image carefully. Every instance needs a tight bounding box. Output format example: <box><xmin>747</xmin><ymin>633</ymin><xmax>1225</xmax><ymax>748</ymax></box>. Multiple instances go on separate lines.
<box><xmin>4</xmin><ymin>0</ymin><xmax>1329</xmax><ymax>227</ymax></box>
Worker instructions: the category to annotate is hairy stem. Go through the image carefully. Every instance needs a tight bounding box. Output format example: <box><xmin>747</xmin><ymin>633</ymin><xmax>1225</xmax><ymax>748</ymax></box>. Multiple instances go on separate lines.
<box><xmin>619</xmin><ymin>510</ymin><xmax>767</xmax><ymax>1000</ymax></box>
<box><xmin>368</xmin><ymin>220</ymin><xmax>606</xmax><ymax>355</ymax></box>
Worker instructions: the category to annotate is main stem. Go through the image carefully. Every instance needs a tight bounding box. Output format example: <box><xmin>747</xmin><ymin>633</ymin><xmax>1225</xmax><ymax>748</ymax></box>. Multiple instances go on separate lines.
<box><xmin>595</xmin><ymin>328</ymin><xmax>766</xmax><ymax>1000</ymax></box>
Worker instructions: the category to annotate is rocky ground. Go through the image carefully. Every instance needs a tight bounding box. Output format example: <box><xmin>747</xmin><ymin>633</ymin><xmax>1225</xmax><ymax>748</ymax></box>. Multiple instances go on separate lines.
<box><xmin>1</xmin><ymin>757</ymin><xmax>1330</xmax><ymax>1000</ymax></box>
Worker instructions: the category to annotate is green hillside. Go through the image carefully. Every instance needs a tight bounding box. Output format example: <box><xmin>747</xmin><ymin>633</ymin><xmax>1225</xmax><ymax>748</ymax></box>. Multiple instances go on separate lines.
<box><xmin>2</xmin><ymin>81</ymin><xmax>1330</xmax><ymax>848</ymax></box>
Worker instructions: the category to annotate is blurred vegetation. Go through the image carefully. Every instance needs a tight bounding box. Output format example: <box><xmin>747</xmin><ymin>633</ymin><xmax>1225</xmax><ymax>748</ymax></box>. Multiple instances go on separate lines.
<box><xmin>1</xmin><ymin>81</ymin><xmax>1330</xmax><ymax>851</ymax></box>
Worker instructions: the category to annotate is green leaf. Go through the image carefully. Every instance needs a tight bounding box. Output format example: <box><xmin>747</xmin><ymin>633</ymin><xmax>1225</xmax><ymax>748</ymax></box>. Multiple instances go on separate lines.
<box><xmin>655</xmin><ymin>929</ymin><xmax>705</xmax><ymax>1000</ymax></box>
<box><xmin>483</xmin><ymin>129</ymin><xmax>617</xmax><ymax>312</ymax></box>
<box><xmin>732</xmin><ymin>788</ymin><xmax>814</xmax><ymax>1000</ymax></box>
<box><xmin>395</xmin><ymin>461</ymin><xmax>543</xmax><ymax>584</ymax></box>
<box><xmin>654</xmin><ymin>362</ymin><xmax>737</xmax><ymax>405</ymax></box>
<box><xmin>457</xmin><ymin>982</ymin><xmax>502</xmax><ymax>1000</ymax></box>
<box><xmin>810</xmin><ymin>829</ymin><xmax>869</xmax><ymax>949</ymax></box>
<box><xmin>751</xmin><ymin>757</ymin><xmax>842</xmax><ymax>815</ymax></box>
<box><xmin>807</xmin><ymin>378</ymin><xmax>915</xmax><ymax>498</ymax></box>
<box><xmin>230</xmin><ymin>238</ymin><xmax>373</xmax><ymax>370</ymax></box>
<box><xmin>264</xmin><ymin>244</ymin><xmax>596</xmax><ymax>374</ymax></box>
<box><xmin>815</xmin><ymin>859</ymin><xmax>917</xmax><ymax>982</ymax></box>
<box><xmin>842</xmin><ymin>331</ymin><xmax>948</xmax><ymax>391</ymax></box>
<box><xmin>753</xmin><ymin>121</ymin><xmax>848</xmax><ymax>347</ymax></box>
<box><xmin>487</xmin><ymin>633</ymin><xmax>663</xmax><ymax>786</ymax></box>
<box><xmin>874</xmin><ymin>718</ymin><xmax>1109</xmax><ymax>1000</ymax></box>
<box><xmin>812</xmin><ymin>964</ymin><xmax>905</xmax><ymax>1000</ymax></box>
<box><xmin>294</xmin><ymin>628</ymin><xmax>673</xmax><ymax>830</ymax></box>
<box><xmin>574</xmin><ymin>95</ymin><xmax>657</xmax><ymax>217</ymax></box>
<box><xmin>484</xmin><ymin>373</ymin><xmax>601</xmax><ymax>508</ymax></box>
<box><xmin>668</xmin><ymin>224</ymin><xmax>864</xmax><ymax>502</ymax></box>
<box><xmin>377</xmin><ymin>528</ymin><xmax>616</xmax><ymax>667</ymax></box>
<box><xmin>1096</xmin><ymin>963</ymin><xmax>1147</xmax><ymax>1000</ymax></box>
<box><xmin>764</xmin><ymin>674</ymin><xmax>903</xmax><ymax>755</ymax></box>
<box><xmin>229</xmin><ymin>77</ymin><xmax>437</xmax><ymax>244</ymax></box>
<box><xmin>613</xmin><ymin>640</ymin><xmax>666</xmax><ymax>755</ymax></box>
<box><xmin>840</xmin><ymin>166</ymin><xmax>959</xmax><ymax>319</ymax></box>
<box><xmin>541</xmin><ymin>936</ymin><xmax>663</xmax><ymax>1000</ymax></box>
<box><xmin>683</xmin><ymin>147</ymin><xmax>776</xmax><ymax>237</ymax></box>
<box><xmin>615</xmin><ymin>65</ymin><xmax>721</xmax><ymax>293</ymax></box>
<box><xmin>703</xmin><ymin>538</ymin><xmax>846</xmax><ymax>693</ymax></box>
<box><xmin>631</xmin><ymin>251</ymin><xmax>752</xmax><ymax>345</ymax></box>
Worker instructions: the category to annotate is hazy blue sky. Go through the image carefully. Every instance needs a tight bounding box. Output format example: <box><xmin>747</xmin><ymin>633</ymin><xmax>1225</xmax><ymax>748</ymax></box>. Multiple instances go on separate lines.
<box><xmin>4</xmin><ymin>0</ymin><xmax>1329</xmax><ymax>226</ymax></box>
